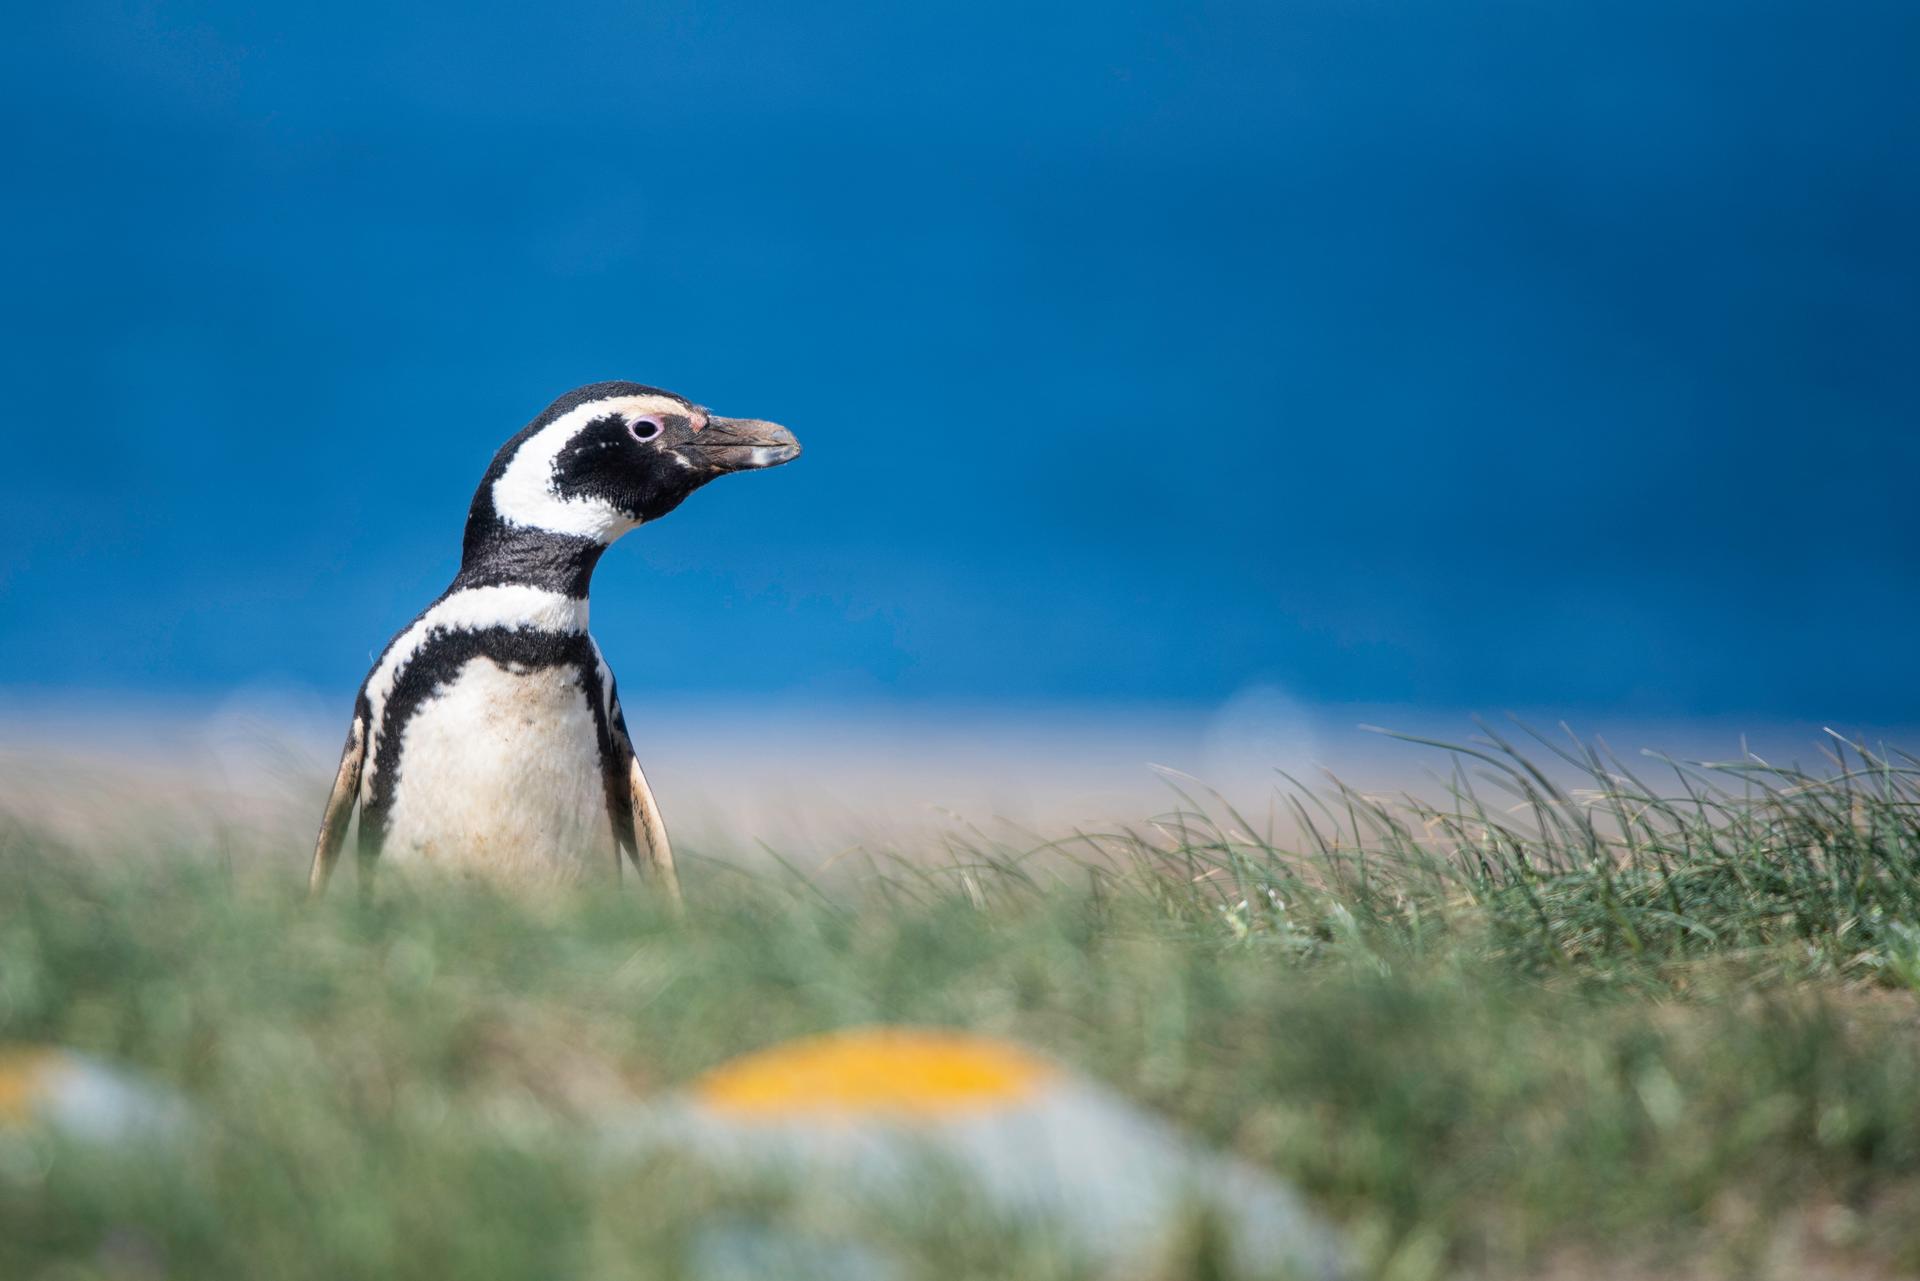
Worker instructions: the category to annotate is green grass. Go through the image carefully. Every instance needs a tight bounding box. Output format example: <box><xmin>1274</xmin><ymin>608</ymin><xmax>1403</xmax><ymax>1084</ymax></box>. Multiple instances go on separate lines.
<box><xmin>3</xmin><ymin>728</ymin><xmax>1919</xmax><ymax>1279</ymax></box>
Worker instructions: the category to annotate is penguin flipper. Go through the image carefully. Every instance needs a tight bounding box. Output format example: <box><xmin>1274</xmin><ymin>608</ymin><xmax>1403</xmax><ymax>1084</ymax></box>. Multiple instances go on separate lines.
<box><xmin>628</xmin><ymin>753</ymin><xmax>682</xmax><ymax>909</ymax></box>
<box><xmin>602</xmin><ymin>679</ymin><xmax>681</xmax><ymax>908</ymax></box>
<box><xmin>307</xmin><ymin>711</ymin><xmax>366</xmax><ymax>899</ymax></box>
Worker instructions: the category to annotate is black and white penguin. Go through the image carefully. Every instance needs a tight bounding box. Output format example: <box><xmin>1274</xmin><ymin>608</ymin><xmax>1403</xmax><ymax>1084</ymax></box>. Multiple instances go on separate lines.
<box><xmin>307</xmin><ymin>381</ymin><xmax>800</xmax><ymax>901</ymax></box>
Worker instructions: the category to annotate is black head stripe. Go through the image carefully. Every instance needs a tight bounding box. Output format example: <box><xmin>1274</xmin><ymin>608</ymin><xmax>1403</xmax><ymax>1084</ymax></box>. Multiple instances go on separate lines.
<box><xmin>456</xmin><ymin>383</ymin><xmax>716</xmax><ymax>590</ymax></box>
<box><xmin>550</xmin><ymin>411</ymin><xmax>653</xmax><ymax>521</ymax></box>
<box><xmin>462</xmin><ymin>386</ymin><xmax>691</xmax><ymax>574</ymax></box>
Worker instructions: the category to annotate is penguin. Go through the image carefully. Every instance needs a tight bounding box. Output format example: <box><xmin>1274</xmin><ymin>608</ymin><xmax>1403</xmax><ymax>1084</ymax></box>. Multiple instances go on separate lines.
<box><xmin>307</xmin><ymin>381</ymin><xmax>800</xmax><ymax>901</ymax></box>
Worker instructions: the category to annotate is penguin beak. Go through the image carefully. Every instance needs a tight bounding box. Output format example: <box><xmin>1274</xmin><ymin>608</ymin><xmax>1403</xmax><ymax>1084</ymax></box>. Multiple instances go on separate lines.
<box><xmin>681</xmin><ymin>417</ymin><xmax>802</xmax><ymax>473</ymax></box>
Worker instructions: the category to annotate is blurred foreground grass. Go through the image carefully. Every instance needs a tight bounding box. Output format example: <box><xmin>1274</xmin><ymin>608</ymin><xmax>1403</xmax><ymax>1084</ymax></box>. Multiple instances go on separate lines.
<box><xmin>3</xmin><ymin>728</ymin><xmax>1919</xmax><ymax>1279</ymax></box>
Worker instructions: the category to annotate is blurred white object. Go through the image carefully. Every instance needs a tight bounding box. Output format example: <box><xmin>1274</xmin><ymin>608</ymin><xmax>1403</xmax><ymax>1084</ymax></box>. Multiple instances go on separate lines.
<box><xmin>618</xmin><ymin>1026</ymin><xmax>1346</xmax><ymax>1279</ymax></box>
<box><xmin>0</xmin><ymin>1046</ymin><xmax>189</xmax><ymax>1144</ymax></box>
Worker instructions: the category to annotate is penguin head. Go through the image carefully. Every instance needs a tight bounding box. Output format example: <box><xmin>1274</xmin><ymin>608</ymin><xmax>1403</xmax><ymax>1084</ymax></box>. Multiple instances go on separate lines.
<box><xmin>479</xmin><ymin>381</ymin><xmax>801</xmax><ymax>542</ymax></box>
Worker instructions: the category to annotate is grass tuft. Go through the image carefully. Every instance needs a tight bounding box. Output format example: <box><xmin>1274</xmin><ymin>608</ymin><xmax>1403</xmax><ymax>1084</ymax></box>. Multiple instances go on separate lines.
<box><xmin>3</xmin><ymin>727</ymin><xmax>1919</xmax><ymax>1279</ymax></box>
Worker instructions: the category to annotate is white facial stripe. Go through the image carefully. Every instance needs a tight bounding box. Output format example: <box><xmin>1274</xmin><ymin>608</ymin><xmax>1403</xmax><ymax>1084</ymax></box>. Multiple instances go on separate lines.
<box><xmin>360</xmin><ymin>585</ymin><xmax>591</xmax><ymax>790</ymax></box>
<box><xmin>491</xmin><ymin>394</ymin><xmax>692</xmax><ymax>540</ymax></box>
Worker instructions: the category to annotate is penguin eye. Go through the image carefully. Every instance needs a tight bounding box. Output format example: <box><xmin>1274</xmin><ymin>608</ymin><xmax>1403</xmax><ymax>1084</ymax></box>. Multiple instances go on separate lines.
<box><xmin>627</xmin><ymin>416</ymin><xmax>664</xmax><ymax>443</ymax></box>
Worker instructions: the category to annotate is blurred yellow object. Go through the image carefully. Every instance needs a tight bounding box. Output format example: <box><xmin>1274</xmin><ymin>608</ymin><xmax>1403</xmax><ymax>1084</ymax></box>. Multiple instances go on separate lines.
<box><xmin>0</xmin><ymin>1045</ymin><xmax>187</xmax><ymax>1143</ymax></box>
<box><xmin>624</xmin><ymin>1026</ymin><xmax>1348</xmax><ymax>1279</ymax></box>
<box><xmin>0</xmin><ymin>1047</ymin><xmax>62</xmax><ymax>1124</ymax></box>
<box><xmin>694</xmin><ymin>1027</ymin><xmax>1055</xmax><ymax>1118</ymax></box>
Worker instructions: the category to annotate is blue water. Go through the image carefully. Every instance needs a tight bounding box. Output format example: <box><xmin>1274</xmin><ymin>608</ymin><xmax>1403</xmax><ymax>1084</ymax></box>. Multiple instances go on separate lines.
<box><xmin>4</xmin><ymin>2</ymin><xmax>1916</xmax><ymax>720</ymax></box>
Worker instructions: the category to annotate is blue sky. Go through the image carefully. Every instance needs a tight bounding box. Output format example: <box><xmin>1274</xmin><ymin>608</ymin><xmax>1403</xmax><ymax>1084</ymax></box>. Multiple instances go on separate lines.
<box><xmin>4</xmin><ymin>1</ymin><xmax>1917</xmax><ymax>718</ymax></box>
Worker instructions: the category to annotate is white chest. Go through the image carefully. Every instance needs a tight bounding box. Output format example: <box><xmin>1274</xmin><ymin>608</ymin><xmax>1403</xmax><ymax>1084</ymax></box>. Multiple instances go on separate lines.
<box><xmin>376</xmin><ymin>655</ymin><xmax>616</xmax><ymax>880</ymax></box>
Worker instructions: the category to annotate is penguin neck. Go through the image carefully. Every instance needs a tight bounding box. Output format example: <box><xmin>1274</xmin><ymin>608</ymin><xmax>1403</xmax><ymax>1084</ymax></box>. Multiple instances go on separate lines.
<box><xmin>452</xmin><ymin>518</ymin><xmax>610</xmax><ymax>600</ymax></box>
